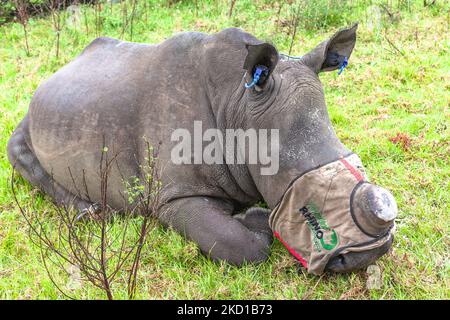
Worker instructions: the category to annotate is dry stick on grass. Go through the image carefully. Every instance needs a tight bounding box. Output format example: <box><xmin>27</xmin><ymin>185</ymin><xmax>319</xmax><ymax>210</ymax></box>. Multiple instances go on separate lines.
<box><xmin>11</xmin><ymin>140</ymin><xmax>162</xmax><ymax>300</ymax></box>
<box><xmin>129</xmin><ymin>0</ymin><xmax>138</xmax><ymax>41</ymax></box>
<box><xmin>120</xmin><ymin>0</ymin><xmax>128</xmax><ymax>39</ymax></box>
<box><xmin>14</xmin><ymin>0</ymin><xmax>30</xmax><ymax>56</ymax></box>
<box><xmin>301</xmin><ymin>274</ymin><xmax>324</xmax><ymax>300</ymax></box>
<box><xmin>288</xmin><ymin>1</ymin><xmax>302</xmax><ymax>56</ymax></box>
<box><xmin>94</xmin><ymin>0</ymin><xmax>103</xmax><ymax>37</ymax></box>
<box><xmin>193</xmin><ymin>0</ymin><xmax>198</xmax><ymax>18</ymax></box>
<box><xmin>82</xmin><ymin>4</ymin><xmax>89</xmax><ymax>34</ymax></box>
<box><xmin>275</xmin><ymin>2</ymin><xmax>284</xmax><ymax>34</ymax></box>
<box><xmin>379</xmin><ymin>3</ymin><xmax>396</xmax><ymax>22</ymax></box>
<box><xmin>120</xmin><ymin>0</ymin><xmax>138</xmax><ymax>41</ymax></box>
<box><xmin>143</xmin><ymin>0</ymin><xmax>149</xmax><ymax>26</ymax></box>
<box><xmin>423</xmin><ymin>0</ymin><xmax>437</xmax><ymax>7</ymax></box>
<box><xmin>228</xmin><ymin>0</ymin><xmax>237</xmax><ymax>18</ymax></box>
<box><xmin>384</xmin><ymin>31</ymin><xmax>406</xmax><ymax>57</ymax></box>
<box><xmin>46</xmin><ymin>0</ymin><xmax>64</xmax><ymax>59</ymax></box>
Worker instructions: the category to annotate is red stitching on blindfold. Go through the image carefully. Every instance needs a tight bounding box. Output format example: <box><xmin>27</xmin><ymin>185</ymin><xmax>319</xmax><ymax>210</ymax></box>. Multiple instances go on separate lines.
<box><xmin>274</xmin><ymin>231</ymin><xmax>308</xmax><ymax>268</ymax></box>
<box><xmin>339</xmin><ymin>158</ymin><xmax>364</xmax><ymax>181</ymax></box>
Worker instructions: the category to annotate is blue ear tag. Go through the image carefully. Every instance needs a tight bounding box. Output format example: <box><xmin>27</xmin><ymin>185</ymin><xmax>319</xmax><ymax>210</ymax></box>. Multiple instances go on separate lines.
<box><xmin>337</xmin><ymin>56</ymin><xmax>348</xmax><ymax>75</ymax></box>
<box><xmin>245</xmin><ymin>65</ymin><xmax>269</xmax><ymax>89</ymax></box>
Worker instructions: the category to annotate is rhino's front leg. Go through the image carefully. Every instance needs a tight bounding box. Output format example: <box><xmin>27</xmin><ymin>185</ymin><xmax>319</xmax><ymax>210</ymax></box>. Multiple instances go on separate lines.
<box><xmin>159</xmin><ymin>197</ymin><xmax>272</xmax><ymax>265</ymax></box>
<box><xmin>234</xmin><ymin>207</ymin><xmax>273</xmax><ymax>241</ymax></box>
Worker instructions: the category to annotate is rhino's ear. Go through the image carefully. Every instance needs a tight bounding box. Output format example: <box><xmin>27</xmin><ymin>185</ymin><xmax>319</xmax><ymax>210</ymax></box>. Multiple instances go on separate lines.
<box><xmin>243</xmin><ymin>42</ymin><xmax>279</xmax><ymax>87</ymax></box>
<box><xmin>302</xmin><ymin>23</ymin><xmax>358</xmax><ymax>73</ymax></box>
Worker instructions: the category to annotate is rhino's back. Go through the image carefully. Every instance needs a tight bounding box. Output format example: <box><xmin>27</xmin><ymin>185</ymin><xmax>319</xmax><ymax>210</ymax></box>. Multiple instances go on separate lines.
<box><xmin>29</xmin><ymin>33</ymin><xmax>211</xmax><ymax>158</ymax></box>
<box><xmin>25</xmin><ymin>33</ymin><xmax>242</xmax><ymax>208</ymax></box>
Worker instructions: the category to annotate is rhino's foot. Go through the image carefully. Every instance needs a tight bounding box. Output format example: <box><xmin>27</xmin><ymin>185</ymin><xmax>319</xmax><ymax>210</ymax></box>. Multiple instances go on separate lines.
<box><xmin>159</xmin><ymin>197</ymin><xmax>272</xmax><ymax>265</ymax></box>
<box><xmin>233</xmin><ymin>207</ymin><xmax>273</xmax><ymax>245</ymax></box>
<box><xmin>7</xmin><ymin>114</ymin><xmax>94</xmax><ymax>213</ymax></box>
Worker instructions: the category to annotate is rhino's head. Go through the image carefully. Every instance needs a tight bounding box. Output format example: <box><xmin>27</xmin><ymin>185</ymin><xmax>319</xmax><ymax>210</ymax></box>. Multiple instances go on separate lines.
<box><xmin>233</xmin><ymin>24</ymin><xmax>397</xmax><ymax>274</ymax></box>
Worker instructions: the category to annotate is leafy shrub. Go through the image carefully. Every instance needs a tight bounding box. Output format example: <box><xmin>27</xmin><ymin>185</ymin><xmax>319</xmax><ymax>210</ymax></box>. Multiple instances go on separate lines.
<box><xmin>1</xmin><ymin>0</ymin><xmax>44</xmax><ymax>24</ymax></box>
<box><xmin>0</xmin><ymin>1</ymin><xmax>18</xmax><ymax>24</ymax></box>
<box><xmin>0</xmin><ymin>0</ymin><xmax>95</xmax><ymax>24</ymax></box>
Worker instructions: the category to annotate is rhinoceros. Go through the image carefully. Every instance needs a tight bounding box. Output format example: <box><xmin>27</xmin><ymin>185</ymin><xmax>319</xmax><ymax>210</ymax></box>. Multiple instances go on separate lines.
<box><xmin>8</xmin><ymin>25</ymin><xmax>397</xmax><ymax>274</ymax></box>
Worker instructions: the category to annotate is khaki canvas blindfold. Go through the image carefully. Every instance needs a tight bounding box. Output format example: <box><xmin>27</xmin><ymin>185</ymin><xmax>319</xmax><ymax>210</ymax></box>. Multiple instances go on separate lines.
<box><xmin>269</xmin><ymin>154</ymin><xmax>394</xmax><ymax>275</ymax></box>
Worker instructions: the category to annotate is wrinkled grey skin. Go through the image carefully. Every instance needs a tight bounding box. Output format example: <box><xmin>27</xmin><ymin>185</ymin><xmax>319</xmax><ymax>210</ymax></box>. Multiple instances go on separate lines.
<box><xmin>8</xmin><ymin>25</ymin><xmax>393</xmax><ymax>272</ymax></box>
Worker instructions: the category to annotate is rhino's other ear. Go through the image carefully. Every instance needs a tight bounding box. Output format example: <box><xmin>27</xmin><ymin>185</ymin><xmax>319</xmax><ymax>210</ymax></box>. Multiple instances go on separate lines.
<box><xmin>243</xmin><ymin>42</ymin><xmax>279</xmax><ymax>86</ymax></box>
<box><xmin>302</xmin><ymin>23</ymin><xmax>358</xmax><ymax>73</ymax></box>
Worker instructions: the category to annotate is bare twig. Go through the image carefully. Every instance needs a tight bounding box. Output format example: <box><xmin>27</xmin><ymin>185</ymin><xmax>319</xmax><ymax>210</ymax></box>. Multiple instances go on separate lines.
<box><xmin>11</xmin><ymin>138</ymin><xmax>163</xmax><ymax>300</ymax></box>
<box><xmin>129</xmin><ymin>0</ymin><xmax>138</xmax><ymax>41</ymax></box>
<box><xmin>228</xmin><ymin>0</ymin><xmax>237</xmax><ymax>18</ymax></box>
<box><xmin>288</xmin><ymin>1</ymin><xmax>302</xmax><ymax>56</ymax></box>
<box><xmin>384</xmin><ymin>31</ymin><xmax>406</xmax><ymax>57</ymax></box>
<box><xmin>45</xmin><ymin>0</ymin><xmax>64</xmax><ymax>59</ymax></box>
<box><xmin>14</xmin><ymin>0</ymin><xmax>30</xmax><ymax>55</ymax></box>
<box><xmin>423</xmin><ymin>0</ymin><xmax>436</xmax><ymax>7</ymax></box>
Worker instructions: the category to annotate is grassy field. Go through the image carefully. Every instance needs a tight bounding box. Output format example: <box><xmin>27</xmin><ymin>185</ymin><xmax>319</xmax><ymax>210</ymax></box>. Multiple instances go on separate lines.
<box><xmin>0</xmin><ymin>0</ymin><xmax>449</xmax><ymax>299</ymax></box>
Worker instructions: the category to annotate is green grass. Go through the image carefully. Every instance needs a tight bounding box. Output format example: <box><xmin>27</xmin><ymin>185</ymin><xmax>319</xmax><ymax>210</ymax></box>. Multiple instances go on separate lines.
<box><xmin>0</xmin><ymin>0</ymin><xmax>449</xmax><ymax>299</ymax></box>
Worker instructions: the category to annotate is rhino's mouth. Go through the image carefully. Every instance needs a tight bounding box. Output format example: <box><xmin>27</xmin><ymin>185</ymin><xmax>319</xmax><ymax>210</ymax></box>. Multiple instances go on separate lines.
<box><xmin>324</xmin><ymin>235</ymin><xmax>393</xmax><ymax>273</ymax></box>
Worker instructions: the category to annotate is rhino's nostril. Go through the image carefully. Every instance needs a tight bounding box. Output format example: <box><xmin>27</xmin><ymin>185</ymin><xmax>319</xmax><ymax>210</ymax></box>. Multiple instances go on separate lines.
<box><xmin>325</xmin><ymin>236</ymin><xmax>393</xmax><ymax>273</ymax></box>
<box><xmin>338</xmin><ymin>254</ymin><xmax>345</xmax><ymax>266</ymax></box>
<box><xmin>323</xmin><ymin>254</ymin><xmax>346</xmax><ymax>273</ymax></box>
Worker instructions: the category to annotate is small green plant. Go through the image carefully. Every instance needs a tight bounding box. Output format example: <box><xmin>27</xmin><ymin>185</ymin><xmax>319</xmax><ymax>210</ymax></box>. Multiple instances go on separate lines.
<box><xmin>11</xmin><ymin>140</ymin><xmax>163</xmax><ymax>300</ymax></box>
